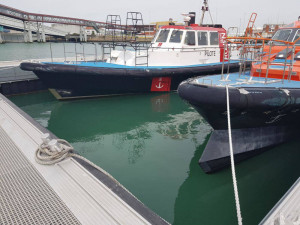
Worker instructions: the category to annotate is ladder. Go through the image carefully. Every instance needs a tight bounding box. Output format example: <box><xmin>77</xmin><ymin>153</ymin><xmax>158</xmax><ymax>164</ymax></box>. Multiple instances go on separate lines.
<box><xmin>125</xmin><ymin>12</ymin><xmax>149</xmax><ymax>67</ymax></box>
<box><xmin>103</xmin><ymin>15</ymin><xmax>124</xmax><ymax>61</ymax></box>
<box><xmin>244</xmin><ymin>13</ymin><xmax>257</xmax><ymax>37</ymax></box>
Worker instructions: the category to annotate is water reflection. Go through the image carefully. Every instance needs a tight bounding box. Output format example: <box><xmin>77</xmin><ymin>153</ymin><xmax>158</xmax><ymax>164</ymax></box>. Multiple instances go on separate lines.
<box><xmin>47</xmin><ymin>93</ymin><xmax>188</xmax><ymax>141</ymax></box>
<box><xmin>112</xmin><ymin>127</ymin><xmax>150</xmax><ymax>164</ymax></box>
<box><xmin>157</xmin><ymin>111</ymin><xmax>204</xmax><ymax>141</ymax></box>
<box><xmin>43</xmin><ymin>93</ymin><xmax>209</xmax><ymax>164</ymax></box>
<box><xmin>173</xmin><ymin>139</ymin><xmax>300</xmax><ymax>225</ymax></box>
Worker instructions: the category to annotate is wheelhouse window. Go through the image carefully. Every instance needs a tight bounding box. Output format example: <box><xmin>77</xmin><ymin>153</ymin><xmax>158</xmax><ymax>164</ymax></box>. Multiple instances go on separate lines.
<box><xmin>272</xmin><ymin>29</ymin><xmax>292</xmax><ymax>44</ymax></box>
<box><xmin>293</xmin><ymin>30</ymin><xmax>300</xmax><ymax>45</ymax></box>
<box><xmin>169</xmin><ymin>30</ymin><xmax>183</xmax><ymax>43</ymax></box>
<box><xmin>156</xmin><ymin>30</ymin><xmax>170</xmax><ymax>42</ymax></box>
<box><xmin>198</xmin><ymin>31</ymin><xmax>208</xmax><ymax>45</ymax></box>
<box><xmin>184</xmin><ymin>31</ymin><xmax>196</xmax><ymax>45</ymax></box>
<box><xmin>210</xmin><ymin>32</ymin><xmax>219</xmax><ymax>45</ymax></box>
<box><xmin>152</xmin><ymin>30</ymin><xmax>160</xmax><ymax>43</ymax></box>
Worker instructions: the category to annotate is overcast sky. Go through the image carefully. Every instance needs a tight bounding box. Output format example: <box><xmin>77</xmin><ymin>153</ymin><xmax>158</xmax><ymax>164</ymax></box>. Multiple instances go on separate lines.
<box><xmin>1</xmin><ymin>0</ymin><xmax>299</xmax><ymax>31</ymax></box>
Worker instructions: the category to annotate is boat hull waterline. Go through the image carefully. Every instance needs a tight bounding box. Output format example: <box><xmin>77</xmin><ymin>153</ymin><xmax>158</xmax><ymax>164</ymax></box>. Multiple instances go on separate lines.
<box><xmin>20</xmin><ymin>61</ymin><xmax>240</xmax><ymax>99</ymax></box>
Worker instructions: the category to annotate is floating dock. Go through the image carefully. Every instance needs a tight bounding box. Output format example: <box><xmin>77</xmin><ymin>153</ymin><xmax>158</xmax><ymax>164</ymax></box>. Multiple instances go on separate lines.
<box><xmin>0</xmin><ymin>60</ymin><xmax>45</xmax><ymax>95</ymax></box>
<box><xmin>260</xmin><ymin>177</ymin><xmax>300</xmax><ymax>224</ymax></box>
<box><xmin>0</xmin><ymin>93</ymin><xmax>169</xmax><ymax>225</ymax></box>
<box><xmin>0</xmin><ymin>57</ymin><xmax>97</xmax><ymax>96</ymax></box>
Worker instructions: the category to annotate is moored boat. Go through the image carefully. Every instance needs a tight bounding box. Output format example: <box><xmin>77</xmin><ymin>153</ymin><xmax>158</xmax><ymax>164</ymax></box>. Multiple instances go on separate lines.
<box><xmin>178</xmin><ymin>19</ymin><xmax>300</xmax><ymax>173</ymax></box>
<box><xmin>20</xmin><ymin>6</ymin><xmax>241</xmax><ymax>100</ymax></box>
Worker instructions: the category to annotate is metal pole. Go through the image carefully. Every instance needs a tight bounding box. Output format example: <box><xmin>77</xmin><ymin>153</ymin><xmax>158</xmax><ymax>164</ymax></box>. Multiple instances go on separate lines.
<box><xmin>101</xmin><ymin>43</ymin><xmax>104</xmax><ymax>61</ymax></box>
<box><xmin>82</xmin><ymin>44</ymin><xmax>86</xmax><ymax>61</ymax></box>
<box><xmin>287</xmin><ymin>45</ymin><xmax>296</xmax><ymax>82</ymax></box>
<box><xmin>238</xmin><ymin>40</ymin><xmax>246</xmax><ymax>78</ymax></box>
<box><xmin>258</xmin><ymin>41</ymin><xmax>264</xmax><ymax>79</ymax></box>
<box><xmin>41</xmin><ymin>22</ymin><xmax>46</xmax><ymax>42</ymax></box>
<box><xmin>94</xmin><ymin>43</ymin><xmax>98</xmax><ymax>61</ymax></box>
<box><xmin>123</xmin><ymin>45</ymin><xmax>126</xmax><ymax>65</ymax></box>
<box><xmin>226</xmin><ymin>43</ymin><xmax>232</xmax><ymax>80</ymax></box>
<box><xmin>264</xmin><ymin>41</ymin><xmax>273</xmax><ymax>84</ymax></box>
<box><xmin>37</xmin><ymin>22</ymin><xmax>40</xmax><ymax>42</ymax></box>
<box><xmin>23</xmin><ymin>21</ymin><xmax>28</xmax><ymax>43</ymax></box>
<box><xmin>281</xmin><ymin>44</ymin><xmax>289</xmax><ymax>83</ymax></box>
<box><xmin>199</xmin><ymin>0</ymin><xmax>207</xmax><ymax>26</ymax></box>
<box><xmin>50</xmin><ymin>42</ymin><xmax>53</xmax><ymax>62</ymax></box>
<box><xmin>221</xmin><ymin>41</ymin><xmax>227</xmax><ymax>80</ymax></box>
<box><xmin>63</xmin><ymin>43</ymin><xmax>66</xmax><ymax>61</ymax></box>
<box><xmin>75</xmin><ymin>43</ymin><xmax>78</xmax><ymax>63</ymax></box>
<box><xmin>28</xmin><ymin>22</ymin><xmax>33</xmax><ymax>43</ymax></box>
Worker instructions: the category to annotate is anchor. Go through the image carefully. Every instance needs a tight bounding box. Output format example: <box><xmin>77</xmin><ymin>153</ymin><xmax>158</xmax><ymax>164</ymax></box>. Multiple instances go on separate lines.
<box><xmin>156</xmin><ymin>82</ymin><xmax>164</xmax><ymax>89</ymax></box>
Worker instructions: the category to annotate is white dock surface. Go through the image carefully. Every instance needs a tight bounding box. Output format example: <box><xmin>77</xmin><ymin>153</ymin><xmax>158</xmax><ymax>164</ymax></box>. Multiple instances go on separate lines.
<box><xmin>260</xmin><ymin>177</ymin><xmax>300</xmax><ymax>225</ymax></box>
<box><xmin>0</xmin><ymin>94</ymin><xmax>168</xmax><ymax>225</ymax></box>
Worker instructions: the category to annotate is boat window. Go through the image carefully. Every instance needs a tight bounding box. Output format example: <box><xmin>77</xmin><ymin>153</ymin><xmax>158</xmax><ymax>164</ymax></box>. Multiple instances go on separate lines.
<box><xmin>152</xmin><ymin>30</ymin><xmax>160</xmax><ymax>43</ymax></box>
<box><xmin>293</xmin><ymin>30</ymin><xmax>300</xmax><ymax>45</ymax></box>
<box><xmin>210</xmin><ymin>32</ymin><xmax>219</xmax><ymax>45</ymax></box>
<box><xmin>198</xmin><ymin>31</ymin><xmax>208</xmax><ymax>45</ymax></box>
<box><xmin>272</xmin><ymin>29</ymin><xmax>292</xmax><ymax>43</ymax></box>
<box><xmin>169</xmin><ymin>30</ymin><xmax>183</xmax><ymax>43</ymax></box>
<box><xmin>156</xmin><ymin>30</ymin><xmax>170</xmax><ymax>42</ymax></box>
<box><xmin>184</xmin><ymin>31</ymin><xmax>196</xmax><ymax>45</ymax></box>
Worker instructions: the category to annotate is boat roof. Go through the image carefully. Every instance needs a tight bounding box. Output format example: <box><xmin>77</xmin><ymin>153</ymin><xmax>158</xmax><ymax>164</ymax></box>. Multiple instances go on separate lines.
<box><xmin>160</xmin><ymin>24</ymin><xmax>225</xmax><ymax>32</ymax></box>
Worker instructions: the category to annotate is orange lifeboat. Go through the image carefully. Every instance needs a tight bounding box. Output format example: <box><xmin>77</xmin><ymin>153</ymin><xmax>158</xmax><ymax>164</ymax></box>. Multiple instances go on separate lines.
<box><xmin>251</xmin><ymin>20</ymin><xmax>300</xmax><ymax>81</ymax></box>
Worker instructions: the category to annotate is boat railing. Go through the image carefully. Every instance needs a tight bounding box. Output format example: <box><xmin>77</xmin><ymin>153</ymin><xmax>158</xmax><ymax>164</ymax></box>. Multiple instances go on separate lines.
<box><xmin>220</xmin><ymin>36</ymin><xmax>300</xmax><ymax>84</ymax></box>
<box><xmin>148</xmin><ymin>45</ymin><xmax>222</xmax><ymax>53</ymax></box>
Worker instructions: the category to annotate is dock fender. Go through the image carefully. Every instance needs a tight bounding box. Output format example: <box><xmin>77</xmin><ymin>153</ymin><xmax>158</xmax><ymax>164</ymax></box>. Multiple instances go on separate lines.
<box><xmin>20</xmin><ymin>62</ymin><xmax>43</xmax><ymax>71</ymax></box>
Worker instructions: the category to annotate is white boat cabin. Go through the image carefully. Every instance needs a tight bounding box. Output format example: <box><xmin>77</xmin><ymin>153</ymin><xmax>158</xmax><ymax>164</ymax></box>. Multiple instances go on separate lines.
<box><xmin>108</xmin><ymin>25</ymin><xmax>230</xmax><ymax>67</ymax></box>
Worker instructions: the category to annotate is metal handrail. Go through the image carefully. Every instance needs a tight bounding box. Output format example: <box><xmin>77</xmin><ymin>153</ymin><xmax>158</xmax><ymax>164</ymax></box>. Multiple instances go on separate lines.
<box><xmin>221</xmin><ymin>35</ymin><xmax>300</xmax><ymax>85</ymax></box>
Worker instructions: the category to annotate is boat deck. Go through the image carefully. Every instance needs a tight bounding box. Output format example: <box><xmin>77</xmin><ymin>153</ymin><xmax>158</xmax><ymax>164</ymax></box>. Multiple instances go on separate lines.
<box><xmin>192</xmin><ymin>72</ymin><xmax>300</xmax><ymax>88</ymax></box>
<box><xmin>0</xmin><ymin>93</ymin><xmax>168</xmax><ymax>225</ymax></box>
<box><xmin>260</xmin><ymin>177</ymin><xmax>300</xmax><ymax>224</ymax></box>
<box><xmin>46</xmin><ymin>60</ymin><xmax>238</xmax><ymax>69</ymax></box>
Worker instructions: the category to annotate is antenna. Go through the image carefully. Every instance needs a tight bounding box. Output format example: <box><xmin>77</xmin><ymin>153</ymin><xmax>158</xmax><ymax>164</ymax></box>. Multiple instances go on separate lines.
<box><xmin>199</xmin><ymin>0</ymin><xmax>208</xmax><ymax>26</ymax></box>
<box><xmin>199</xmin><ymin>0</ymin><xmax>214</xmax><ymax>26</ymax></box>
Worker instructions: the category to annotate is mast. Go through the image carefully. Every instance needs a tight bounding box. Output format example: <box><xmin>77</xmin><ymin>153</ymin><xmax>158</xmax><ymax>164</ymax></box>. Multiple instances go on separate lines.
<box><xmin>199</xmin><ymin>0</ymin><xmax>209</xmax><ymax>26</ymax></box>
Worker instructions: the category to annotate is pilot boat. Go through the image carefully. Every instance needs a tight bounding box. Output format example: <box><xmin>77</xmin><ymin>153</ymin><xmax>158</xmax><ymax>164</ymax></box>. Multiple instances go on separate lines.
<box><xmin>178</xmin><ymin>19</ymin><xmax>300</xmax><ymax>173</ymax></box>
<box><xmin>20</xmin><ymin>9</ymin><xmax>240</xmax><ymax>100</ymax></box>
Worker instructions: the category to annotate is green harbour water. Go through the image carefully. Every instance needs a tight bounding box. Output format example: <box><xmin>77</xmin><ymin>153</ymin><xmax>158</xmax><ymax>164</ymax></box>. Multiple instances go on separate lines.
<box><xmin>2</xmin><ymin>43</ymin><xmax>300</xmax><ymax>224</ymax></box>
<box><xmin>8</xmin><ymin>91</ymin><xmax>300</xmax><ymax>225</ymax></box>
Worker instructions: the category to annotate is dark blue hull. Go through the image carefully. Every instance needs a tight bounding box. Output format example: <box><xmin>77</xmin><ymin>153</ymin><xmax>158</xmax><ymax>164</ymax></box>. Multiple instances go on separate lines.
<box><xmin>20</xmin><ymin>61</ymin><xmax>240</xmax><ymax>99</ymax></box>
<box><xmin>178</xmin><ymin>74</ymin><xmax>300</xmax><ymax>173</ymax></box>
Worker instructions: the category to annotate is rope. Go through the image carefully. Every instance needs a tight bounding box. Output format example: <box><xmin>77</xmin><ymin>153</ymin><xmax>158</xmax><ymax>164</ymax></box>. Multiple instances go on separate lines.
<box><xmin>35</xmin><ymin>138</ymin><xmax>139</xmax><ymax>200</ymax></box>
<box><xmin>226</xmin><ymin>85</ymin><xmax>243</xmax><ymax>225</ymax></box>
<box><xmin>35</xmin><ymin>139</ymin><xmax>74</xmax><ymax>165</ymax></box>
